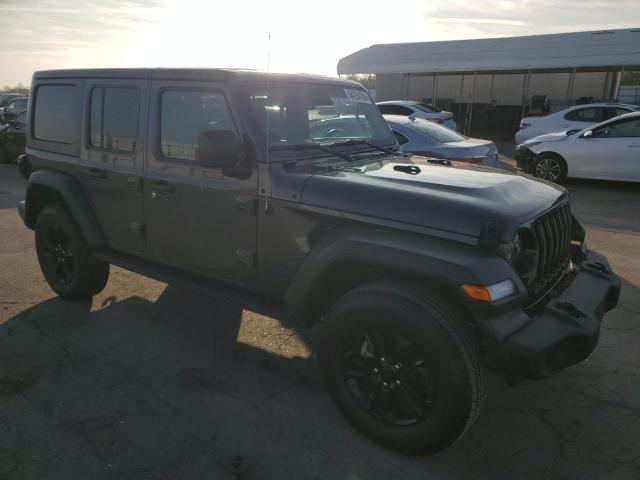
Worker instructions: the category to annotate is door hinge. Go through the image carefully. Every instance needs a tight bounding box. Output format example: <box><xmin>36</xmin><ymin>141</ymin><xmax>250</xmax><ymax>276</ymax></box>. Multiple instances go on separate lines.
<box><xmin>236</xmin><ymin>196</ymin><xmax>258</xmax><ymax>216</ymax></box>
<box><xmin>235</xmin><ymin>249</ymin><xmax>256</xmax><ymax>268</ymax></box>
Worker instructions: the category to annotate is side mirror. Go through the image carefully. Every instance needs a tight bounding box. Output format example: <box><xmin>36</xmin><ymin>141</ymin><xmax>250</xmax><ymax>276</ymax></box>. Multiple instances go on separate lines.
<box><xmin>581</xmin><ymin>130</ymin><xmax>593</xmax><ymax>138</ymax></box>
<box><xmin>197</xmin><ymin>130</ymin><xmax>239</xmax><ymax>168</ymax></box>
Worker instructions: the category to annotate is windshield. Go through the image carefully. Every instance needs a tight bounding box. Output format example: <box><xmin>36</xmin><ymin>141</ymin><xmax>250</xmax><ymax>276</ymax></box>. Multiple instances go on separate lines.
<box><xmin>246</xmin><ymin>81</ymin><xmax>396</xmax><ymax>155</ymax></box>
<box><xmin>407</xmin><ymin>119</ymin><xmax>466</xmax><ymax>143</ymax></box>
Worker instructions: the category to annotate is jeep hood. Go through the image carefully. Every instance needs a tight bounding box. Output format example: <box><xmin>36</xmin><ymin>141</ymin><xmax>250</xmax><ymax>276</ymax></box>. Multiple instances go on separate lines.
<box><xmin>300</xmin><ymin>159</ymin><xmax>565</xmax><ymax>242</ymax></box>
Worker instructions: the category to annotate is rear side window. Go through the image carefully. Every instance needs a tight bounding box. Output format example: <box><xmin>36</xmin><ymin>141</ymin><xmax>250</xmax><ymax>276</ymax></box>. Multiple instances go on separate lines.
<box><xmin>378</xmin><ymin>104</ymin><xmax>414</xmax><ymax>116</ymax></box>
<box><xmin>160</xmin><ymin>90</ymin><xmax>236</xmax><ymax>162</ymax></box>
<box><xmin>563</xmin><ymin>107</ymin><xmax>603</xmax><ymax>123</ymax></box>
<box><xmin>33</xmin><ymin>85</ymin><xmax>76</xmax><ymax>144</ymax></box>
<box><xmin>89</xmin><ymin>87</ymin><xmax>140</xmax><ymax>153</ymax></box>
<box><xmin>393</xmin><ymin>130</ymin><xmax>409</xmax><ymax>145</ymax></box>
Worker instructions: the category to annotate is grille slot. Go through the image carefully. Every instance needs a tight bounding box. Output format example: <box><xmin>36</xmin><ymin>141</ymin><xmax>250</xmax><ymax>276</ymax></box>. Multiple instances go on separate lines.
<box><xmin>531</xmin><ymin>202</ymin><xmax>572</xmax><ymax>298</ymax></box>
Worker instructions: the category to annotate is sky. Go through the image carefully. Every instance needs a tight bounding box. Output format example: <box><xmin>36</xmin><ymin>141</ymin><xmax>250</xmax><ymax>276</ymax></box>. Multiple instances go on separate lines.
<box><xmin>0</xmin><ymin>0</ymin><xmax>639</xmax><ymax>87</ymax></box>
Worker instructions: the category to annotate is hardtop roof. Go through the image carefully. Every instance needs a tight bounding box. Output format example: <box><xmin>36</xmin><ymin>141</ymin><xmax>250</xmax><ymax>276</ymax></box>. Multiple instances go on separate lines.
<box><xmin>33</xmin><ymin>68</ymin><xmax>361</xmax><ymax>87</ymax></box>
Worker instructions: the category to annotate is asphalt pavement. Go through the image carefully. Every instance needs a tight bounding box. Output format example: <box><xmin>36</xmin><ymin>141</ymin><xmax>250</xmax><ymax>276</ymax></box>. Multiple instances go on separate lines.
<box><xmin>1</xmin><ymin>162</ymin><xmax>639</xmax><ymax>480</ymax></box>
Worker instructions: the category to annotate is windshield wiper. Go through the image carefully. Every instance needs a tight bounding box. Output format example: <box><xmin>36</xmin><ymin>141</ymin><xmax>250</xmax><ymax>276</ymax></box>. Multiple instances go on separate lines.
<box><xmin>271</xmin><ymin>142</ymin><xmax>354</xmax><ymax>161</ymax></box>
<box><xmin>327</xmin><ymin>139</ymin><xmax>397</xmax><ymax>155</ymax></box>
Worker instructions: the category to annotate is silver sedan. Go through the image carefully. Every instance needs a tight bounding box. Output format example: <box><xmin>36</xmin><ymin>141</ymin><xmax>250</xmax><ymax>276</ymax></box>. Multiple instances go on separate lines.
<box><xmin>385</xmin><ymin>115</ymin><xmax>512</xmax><ymax>170</ymax></box>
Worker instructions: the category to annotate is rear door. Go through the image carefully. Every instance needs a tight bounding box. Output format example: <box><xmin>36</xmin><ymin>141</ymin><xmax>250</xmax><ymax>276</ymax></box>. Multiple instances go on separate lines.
<box><xmin>80</xmin><ymin>80</ymin><xmax>148</xmax><ymax>253</ymax></box>
<box><xmin>143</xmin><ymin>80</ymin><xmax>258</xmax><ymax>285</ymax></box>
<box><xmin>561</xmin><ymin>107</ymin><xmax>605</xmax><ymax>131</ymax></box>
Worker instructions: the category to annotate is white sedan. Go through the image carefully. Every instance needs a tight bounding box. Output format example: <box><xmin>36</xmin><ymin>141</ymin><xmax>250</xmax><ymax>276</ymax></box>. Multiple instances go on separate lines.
<box><xmin>516</xmin><ymin>112</ymin><xmax>640</xmax><ymax>183</ymax></box>
<box><xmin>377</xmin><ymin>101</ymin><xmax>457</xmax><ymax>130</ymax></box>
<box><xmin>515</xmin><ymin>103</ymin><xmax>638</xmax><ymax>144</ymax></box>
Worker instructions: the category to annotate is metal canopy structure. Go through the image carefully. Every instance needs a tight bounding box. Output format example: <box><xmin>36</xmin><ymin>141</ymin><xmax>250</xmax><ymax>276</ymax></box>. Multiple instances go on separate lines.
<box><xmin>337</xmin><ymin>28</ymin><xmax>640</xmax><ymax>75</ymax></box>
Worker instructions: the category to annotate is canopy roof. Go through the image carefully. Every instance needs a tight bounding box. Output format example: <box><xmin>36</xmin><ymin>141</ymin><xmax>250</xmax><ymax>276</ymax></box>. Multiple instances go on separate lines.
<box><xmin>337</xmin><ymin>28</ymin><xmax>640</xmax><ymax>75</ymax></box>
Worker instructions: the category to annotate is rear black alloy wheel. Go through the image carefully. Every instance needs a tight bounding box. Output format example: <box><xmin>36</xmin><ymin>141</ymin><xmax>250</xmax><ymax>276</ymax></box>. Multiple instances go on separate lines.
<box><xmin>319</xmin><ymin>281</ymin><xmax>486</xmax><ymax>454</ymax></box>
<box><xmin>341</xmin><ymin>327</ymin><xmax>435</xmax><ymax>426</ymax></box>
<box><xmin>35</xmin><ymin>203</ymin><xmax>109</xmax><ymax>300</ymax></box>
<box><xmin>39</xmin><ymin>226</ymin><xmax>75</xmax><ymax>286</ymax></box>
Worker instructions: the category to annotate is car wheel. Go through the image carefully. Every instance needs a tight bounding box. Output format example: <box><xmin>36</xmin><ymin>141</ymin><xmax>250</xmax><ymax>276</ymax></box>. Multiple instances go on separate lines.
<box><xmin>318</xmin><ymin>280</ymin><xmax>486</xmax><ymax>454</ymax></box>
<box><xmin>533</xmin><ymin>154</ymin><xmax>567</xmax><ymax>183</ymax></box>
<box><xmin>35</xmin><ymin>203</ymin><xmax>109</xmax><ymax>301</ymax></box>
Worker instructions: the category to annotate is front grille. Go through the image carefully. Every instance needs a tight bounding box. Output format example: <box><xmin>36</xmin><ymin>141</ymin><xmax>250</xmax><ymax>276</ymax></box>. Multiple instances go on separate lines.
<box><xmin>530</xmin><ymin>202</ymin><xmax>572</xmax><ymax>298</ymax></box>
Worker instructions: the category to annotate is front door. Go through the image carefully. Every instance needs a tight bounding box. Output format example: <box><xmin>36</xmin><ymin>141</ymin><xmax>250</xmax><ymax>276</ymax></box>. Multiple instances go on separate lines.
<box><xmin>573</xmin><ymin>117</ymin><xmax>640</xmax><ymax>181</ymax></box>
<box><xmin>143</xmin><ymin>81</ymin><xmax>258</xmax><ymax>285</ymax></box>
<box><xmin>80</xmin><ymin>80</ymin><xmax>148</xmax><ymax>253</ymax></box>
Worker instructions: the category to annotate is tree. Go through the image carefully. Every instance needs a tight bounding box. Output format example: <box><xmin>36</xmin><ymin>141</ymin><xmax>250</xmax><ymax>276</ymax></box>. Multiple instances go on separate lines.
<box><xmin>1</xmin><ymin>83</ymin><xmax>30</xmax><ymax>94</ymax></box>
<box><xmin>622</xmin><ymin>71</ymin><xmax>640</xmax><ymax>86</ymax></box>
<box><xmin>341</xmin><ymin>74</ymin><xmax>376</xmax><ymax>91</ymax></box>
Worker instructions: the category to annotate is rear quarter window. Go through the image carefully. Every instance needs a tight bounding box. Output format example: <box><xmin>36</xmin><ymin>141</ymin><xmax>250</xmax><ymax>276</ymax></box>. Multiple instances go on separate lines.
<box><xmin>33</xmin><ymin>85</ymin><xmax>77</xmax><ymax>144</ymax></box>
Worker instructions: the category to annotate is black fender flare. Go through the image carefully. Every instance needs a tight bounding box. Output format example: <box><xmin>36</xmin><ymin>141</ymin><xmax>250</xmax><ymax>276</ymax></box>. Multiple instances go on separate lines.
<box><xmin>23</xmin><ymin>169</ymin><xmax>106</xmax><ymax>250</ymax></box>
<box><xmin>284</xmin><ymin>225</ymin><xmax>514</xmax><ymax>319</ymax></box>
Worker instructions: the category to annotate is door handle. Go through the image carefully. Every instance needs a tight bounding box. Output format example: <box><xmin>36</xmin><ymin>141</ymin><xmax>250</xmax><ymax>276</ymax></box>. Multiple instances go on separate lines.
<box><xmin>85</xmin><ymin>167</ymin><xmax>106</xmax><ymax>180</ymax></box>
<box><xmin>149</xmin><ymin>180</ymin><xmax>176</xmax><ymax>195</ymax></box>
<box><xmin>628</xmin><ymin>143</ymin><xmax>640</xmax><ymax>148</ymax></box>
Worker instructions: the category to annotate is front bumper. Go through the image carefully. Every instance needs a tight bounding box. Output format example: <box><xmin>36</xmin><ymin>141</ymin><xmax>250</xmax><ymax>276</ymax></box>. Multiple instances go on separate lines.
<box><xmin>481</xmin><ymin>249</ymin><xmax>620</xmax><ymax>379</ymax></box>
<box><xmin>515</xmin><ymin>145</ymin><xmax>536</xmax><ymax>173</ymax></box>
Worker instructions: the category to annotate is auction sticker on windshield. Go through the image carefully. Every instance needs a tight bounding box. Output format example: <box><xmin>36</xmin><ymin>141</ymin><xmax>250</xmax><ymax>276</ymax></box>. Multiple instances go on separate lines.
<box><xmin>344</xmin><ymin>89</ymin><xmax>372</xmax><ymax>104</ymax></box>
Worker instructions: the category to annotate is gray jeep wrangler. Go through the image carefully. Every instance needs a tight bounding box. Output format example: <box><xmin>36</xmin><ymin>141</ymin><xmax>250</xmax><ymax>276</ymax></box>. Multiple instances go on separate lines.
<box><xmin>18</xmin><ymin>68</ymin><xmax>620</xmax><ymax>454</ymax></box>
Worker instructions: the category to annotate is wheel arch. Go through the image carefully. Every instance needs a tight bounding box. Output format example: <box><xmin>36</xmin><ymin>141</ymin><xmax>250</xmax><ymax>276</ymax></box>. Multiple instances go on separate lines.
<box><xmin>284</xmin><ymin>227</ymin><xmax>487</xmax><ymax>326</ymax></box>
<box><xmin>24</xmin><ymin>169</ymin><xmax>106</xmax><ymax>249</ymax></box>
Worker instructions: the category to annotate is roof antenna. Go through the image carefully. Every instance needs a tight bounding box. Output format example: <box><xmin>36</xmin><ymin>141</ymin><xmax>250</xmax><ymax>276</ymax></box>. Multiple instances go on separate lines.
<box><xmin>264</xmin><ymin>33</ymin><xmax>272</xmax><ymax>213</ymax></box>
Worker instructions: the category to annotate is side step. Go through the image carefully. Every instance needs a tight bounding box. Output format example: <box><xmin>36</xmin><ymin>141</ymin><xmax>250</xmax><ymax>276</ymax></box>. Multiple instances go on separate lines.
<box><xmin>95</xmin><ymin>251</ymin><xmax>286</xmax><ymax>320</ymax></box>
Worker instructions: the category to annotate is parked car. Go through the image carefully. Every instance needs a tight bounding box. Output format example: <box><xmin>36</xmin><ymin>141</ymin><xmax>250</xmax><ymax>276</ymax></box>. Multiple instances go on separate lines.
<box><xmin>18</xmin><ymin>68</ymin><xmax>619</xmax><ymax>455</ymax></box>
<box><xmin>0</xmin><ymin>111</ymin><xmax>27</xmax><ymax>163</ymax></box>
<box><xmin>377</xmin><ymin>100</ymin><xmax>457</xmax><ymax>130</ymax></box>
<box><xmin>383</xmin><ymin>114</ymin><xmax>512</xmax><ymax>170</ymax></box>
<box><xmin>0</xmin><ymin>96</ymin><xmax>28</xmax><ymax>123</ymax></box>
<box><xmin>516</xmin><ymin>111</ymin><xmax>640</xmax><ymax>183</ymax></box>
<box><xmin>515</xmin><ymin>103</ymin><xmax>638</xmax><ymax>144</ymax></box>
<box><xmin>0</xmin><ymin>93</ymin><xmax>24</xmax><ymax>107</ymax></box>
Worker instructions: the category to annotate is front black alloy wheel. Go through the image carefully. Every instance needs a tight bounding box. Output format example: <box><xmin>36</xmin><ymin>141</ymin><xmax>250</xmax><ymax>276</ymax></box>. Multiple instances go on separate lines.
<box><xmin>341</xmin><ymin>327</ymin><xmax>436</xmax><ymax>426</ymax></box>
<box><xmin>319</xmin><ymin>281</ymin><xmax>486</xmax><ymax>454</ymax></box>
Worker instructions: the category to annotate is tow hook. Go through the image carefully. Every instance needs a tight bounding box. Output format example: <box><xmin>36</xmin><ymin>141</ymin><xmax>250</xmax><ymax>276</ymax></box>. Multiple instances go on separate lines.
<box><xmin>586</xmin><ymin>262</ymin><xmax>611</xmax><ymax>275</ymax></box>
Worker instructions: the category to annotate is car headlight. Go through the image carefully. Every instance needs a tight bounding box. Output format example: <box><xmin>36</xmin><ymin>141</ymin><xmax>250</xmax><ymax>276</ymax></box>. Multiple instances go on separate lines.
<box><xmin>524</xmin><ymin>142</ymin><xmax>541</xmax><ymax>148</ymax></box>
<box><xmin>463</xmin><ymin>279</ymin><xmax>516</xmax><ymax>302</ymax></box>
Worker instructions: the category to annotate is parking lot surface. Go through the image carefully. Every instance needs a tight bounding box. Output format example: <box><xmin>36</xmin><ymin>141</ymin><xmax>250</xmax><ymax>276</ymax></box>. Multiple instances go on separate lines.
<box><xmin>1</xmin><ymin>163</ymin><xmax>639</xmax><ymax>479</ymax></box>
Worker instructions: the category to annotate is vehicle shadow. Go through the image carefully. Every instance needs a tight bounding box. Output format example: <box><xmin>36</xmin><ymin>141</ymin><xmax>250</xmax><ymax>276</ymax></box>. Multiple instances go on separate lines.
<box><xmin>1</xmin><ymin>275</ymin><xmax>639</xmax><ymax>479</ymax></box>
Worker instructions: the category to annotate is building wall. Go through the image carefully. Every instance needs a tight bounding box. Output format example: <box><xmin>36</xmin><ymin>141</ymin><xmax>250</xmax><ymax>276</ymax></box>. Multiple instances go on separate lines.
<box><xmin>376</xmin><ymin>71</ymin><xmax>611</xmax><ymax>110</ymax></box>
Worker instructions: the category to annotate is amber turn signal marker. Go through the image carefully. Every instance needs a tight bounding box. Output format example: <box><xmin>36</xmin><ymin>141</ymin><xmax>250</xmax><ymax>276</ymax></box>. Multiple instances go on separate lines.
<box><xmin>462</xmin><ymin>284</ymin><xmax>492</xmax><ymax>302</ymax></box>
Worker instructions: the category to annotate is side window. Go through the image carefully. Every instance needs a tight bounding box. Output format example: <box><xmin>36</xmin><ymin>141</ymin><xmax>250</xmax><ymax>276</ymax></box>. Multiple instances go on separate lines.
<box><xmin>564</xmin><ymin>107</ymin><xmax>603</xmax><ymax>123</ymax></box>
<box><xmin>393</xmin><ymin>130</ymin><xmax>409</xmax><ymax>145</ymax></box>
<box><xmin>160</xmin><ymin>90</ymin><xmax>236</xmax><ymax>163</ymax></box>
<box><xmin>602</xmin><ymin>107</ymin><xmax>632</xmax><ymax>121</ymax></box>
<box><xmin>379</xmin><ymin>104</ymin><xmax>414</xmax><ymax>116</ymax></box>
<box><xmin>16</xmin><ymin>111</ymin><xmax>27</xmax><ymax>125</ymax></box>
<box><xmin>592</xmin><ymin>118</ymin><xmax>640</xmax><ymax>138</ymax></box>
<box><xmin>89</xmin><ymin>87</ymin><xmax>139</xmax><ymax>153</ymax></box>
<box><xmin>33</xmin><ymin>85</ymin><xmax>76</xmax><ymax>144</ymax></box>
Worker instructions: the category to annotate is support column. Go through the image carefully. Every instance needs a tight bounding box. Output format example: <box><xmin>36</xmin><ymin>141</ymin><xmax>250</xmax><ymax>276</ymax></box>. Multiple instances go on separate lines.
<box><xmin>520</xmin><ymin>69</ymin><xmax>531</xmax><ymax>118</ymax></box>
<box><xmin>432</xmin><ymin>73</ymin><xmax>438</xmax><ymax>107</ymax></box>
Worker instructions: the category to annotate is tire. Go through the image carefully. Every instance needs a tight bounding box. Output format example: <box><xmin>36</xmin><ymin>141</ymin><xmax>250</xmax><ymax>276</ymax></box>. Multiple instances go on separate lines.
<box><xmin>35</xmin><ymin>202</ymin><xmax>109</xmax><ymax>301</ymax></box>
<box><xmin>318</xmin><ymin>280</ymin><xmax>486</xmax><ymax>454</ymax></box>
<box><xmin>532</xmin><ymin>154</ymin><xmax>567</xmax><ymax>183</ymax></box>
